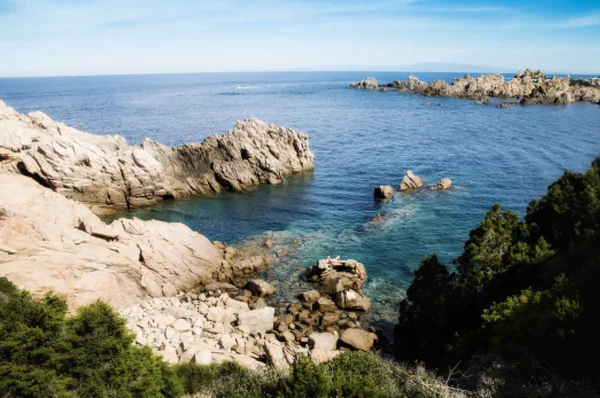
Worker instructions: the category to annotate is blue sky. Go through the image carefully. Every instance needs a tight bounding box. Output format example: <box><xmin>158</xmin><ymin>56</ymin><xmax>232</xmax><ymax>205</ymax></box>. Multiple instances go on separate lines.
<box><xmin>0</xmin><ymin>0</ymin><xmax>599</xmax><ymax>77</ymax></box>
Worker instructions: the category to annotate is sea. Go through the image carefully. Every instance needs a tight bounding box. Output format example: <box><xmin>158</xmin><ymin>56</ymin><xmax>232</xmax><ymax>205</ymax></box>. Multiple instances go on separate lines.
<box><xmin>2</xmin><ymin>71</ymin><xmax>599</xmax><ymax>334</ymax></box>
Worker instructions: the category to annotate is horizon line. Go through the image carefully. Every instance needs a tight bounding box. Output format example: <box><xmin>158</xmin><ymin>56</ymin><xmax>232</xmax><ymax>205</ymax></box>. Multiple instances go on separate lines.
<box><xmin>1</xmin><ymin>69</ymin><xmax>598</xmax><ymax>80</ymax></box>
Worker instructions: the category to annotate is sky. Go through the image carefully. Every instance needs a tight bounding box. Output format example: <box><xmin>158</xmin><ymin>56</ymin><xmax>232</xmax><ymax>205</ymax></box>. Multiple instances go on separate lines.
<box><xmin>0</xmin><ymin>0</ymin><xmax>599</xmax><ymax>77</ymax></box>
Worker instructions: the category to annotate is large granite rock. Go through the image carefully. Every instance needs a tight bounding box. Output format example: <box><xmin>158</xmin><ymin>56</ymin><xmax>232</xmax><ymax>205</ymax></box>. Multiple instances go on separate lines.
<box><xmin>347</xmin><ymin>77</ymin><xmax>378</xmax><ymax>90</ymax></box>
<box><xmin>399</xmin><ymin>170</ymin><xmax>424</xmax><ymax>191</ymax></box>
<box><xmin>305</xmin><ymin>259</ymin><xmax>367</xmax><ymax>295</ymax></box>
<box><xmin>245</xmin><ymin>279</ymin><xmax>276</xmax><ymax>297</ymax></box>
<box><xmin>237</xmin><ymin>307</ymin><xmax>275</xmax><ymax>332</ymax></box>
<box><xmin>0</xmin><ymin>173</ymin><xmax>269</xmax><ymax>310</ymax></box>
<box><xmin>340</xmin><ymin>328</ymin><xmax>378</xmax><ymax>352</ymax></box>
<box><xmin>0</xmin><ymin>100</ymin><xmax>315</xmax><ymax>215</ymax></box>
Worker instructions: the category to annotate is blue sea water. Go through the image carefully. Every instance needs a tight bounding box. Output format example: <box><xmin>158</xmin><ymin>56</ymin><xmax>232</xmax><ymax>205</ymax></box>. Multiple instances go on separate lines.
<box><xmin>2</xmin><ymin>72</ymin><xmax>599</xmax><ymax>331</ymax></box>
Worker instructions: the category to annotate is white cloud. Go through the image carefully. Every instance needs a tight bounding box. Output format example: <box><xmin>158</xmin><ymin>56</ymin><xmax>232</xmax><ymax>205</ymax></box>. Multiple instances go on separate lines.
<box><xmin>557</xmin><ymin>12</ymin><xmax>600</xmax><ymax>28</ymax></box>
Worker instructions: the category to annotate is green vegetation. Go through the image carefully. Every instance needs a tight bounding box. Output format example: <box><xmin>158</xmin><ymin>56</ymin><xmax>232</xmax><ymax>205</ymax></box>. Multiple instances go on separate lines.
<box><xmin>175</xmin><ymin>352</ymin><xmax>460</xmax><ymax>397</ymax></box>
<box><xmin>395</xmin><ymin>157</ymin><xmax>600</xmax><ymax>394</ymax></box>
<box><xmin>0</xmin><ymin>278</ymin><xmax>183</xmax><ymax>397</ymax></box>
<box><xmin>0</xmin><ymin>277</ymin><xmax>457</xmax><ymax>397</ymax></box>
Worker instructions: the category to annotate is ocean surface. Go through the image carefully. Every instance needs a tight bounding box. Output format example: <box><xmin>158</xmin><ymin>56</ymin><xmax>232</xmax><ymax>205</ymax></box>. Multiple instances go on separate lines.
<box><xmin>2</xmin><ymin>72</ymin><xmax>599</xmax><ymax>332</ymax></box>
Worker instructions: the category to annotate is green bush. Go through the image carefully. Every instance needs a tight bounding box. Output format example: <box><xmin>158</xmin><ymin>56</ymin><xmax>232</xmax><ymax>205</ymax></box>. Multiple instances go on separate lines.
<box><xmin>394</xmin><ymin>156</ymin><xmax>600</xmax><ymax>391</ymax></box>
<box><xmin>0</xmin><ymin>279</ymin><xmax>183</xmax><ymax>398</ymax></box>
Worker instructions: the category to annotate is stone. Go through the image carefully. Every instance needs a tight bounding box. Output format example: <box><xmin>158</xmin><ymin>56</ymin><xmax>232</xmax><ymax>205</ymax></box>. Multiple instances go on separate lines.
<box><xmin>282</xmin><ymin>331</ymin><xmax>296</xmax><ymax>345</ymax></box>
<box><xmin>399</xmin><ymin>170</ymin><xmax>424</xmax><ymax>191</ymax></box>
<box><xmin>336</xmin><ymin>289</ymin><xmax>371</xmax><ymax>312</ymax></box>
<box><xmin>301</xmin><ymin>290</ymin><xmax>320</xmax><ymax>302</ymax></box>
<box><xmin>436</xmin><ymin>178</ymin><xmax>452</xmax><ymax>190</ymax></box>
<box><xmin>237</xmin><ymin>307</ymin><xmax>275</xmax><ymax>332</ymax></box>
<box><xmin>172</xmin><ymin>319</ymin><xmax>191</xmax><ymax>331</ymax></box>
<box><xmin>310</xmin><ymin>349</ymin><xmax>342</xmax><ymax>364</ymax></box>
<box><xmin>245</xmin><ymin>279</ymin><xmax>276</xmax><ymax>297</ymax></box>
<box><xmin>265</xmin><ymin>342</ymin><xmax>288</xmax><ymax>368</ymax></box>
<box><xmin>341</xmin><ymin>328</ymin><xmax>378</xmax><ymax>352</ymax></box>
<box><xmin>250</xmin><ymin>298</ymin><xmax>267</xmax><ymax>310</ymax></box>
<box><xmin>321</xmin><ymin>312</ymin><xmax>340</xmax><ymax>327</ymax></box>
<box><xmin>263</xmin><ymin>239</ymin><xmax>273</xmax><ymax>248</ymax></box>
<box><xmin>157</xmin><ymin>346</ymin><xmax>179</xmax><ymax>364</ymax></box>
<box><xmin>192</xmin><ymin>349</ymin><xmax>212</xmax><ymax>365</ymax></box>
<box><xmin>316</xmin><ymin>297</ymin><xmax>337</xmax><ymax>313</ymax></box>
<box><xmin>205</xmin><ymin>282</ymin><xmax>238</xmax><ymax>294</ymax></box>
<box><xmin>496</xmin><ymin>102</ymin><xmax>519</xmax><ymax>108</ymax></box>
<box><xmin>373</xmin><ymin>185</ymin><xmax>394</xmax><ymax>200</ymax></box>
<box><xmin>277</xmin><ymin>247</ymin><xmax>288</xmax><ymax>257</ymax></box>
<box><xmin>164</xmin><ymin>327</ymin><xmax>176</xmax><ymax>340</ymax></box>
<box><xmin>308</xmin><ymin>332</ymin><xmax>338</xmax><ymax>351</ymax></box>
<box><xmin>305</xmin><ymin>259</ymin><xmax>367</xmax><ymax>295</ymax></box>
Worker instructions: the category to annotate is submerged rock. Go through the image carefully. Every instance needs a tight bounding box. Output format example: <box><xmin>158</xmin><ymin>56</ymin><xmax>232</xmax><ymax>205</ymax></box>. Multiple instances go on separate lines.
<box><xmin>496</xmin><ymin>102</ymin><xmax>519</xmax><ymax>108</ymax></box>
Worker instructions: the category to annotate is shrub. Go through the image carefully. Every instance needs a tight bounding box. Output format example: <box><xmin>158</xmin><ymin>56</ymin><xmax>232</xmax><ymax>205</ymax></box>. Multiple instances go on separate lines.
<box><xmin>0</xmin><ymin>278</ymin><xmax>183</xmax><ymax>398</ymax></box>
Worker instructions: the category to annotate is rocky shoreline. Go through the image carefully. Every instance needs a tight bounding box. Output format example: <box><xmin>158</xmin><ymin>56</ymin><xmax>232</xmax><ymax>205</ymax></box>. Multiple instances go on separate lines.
<box><xmin>0</xmin><ymin>99</ymin><xmax>314</xmax><ymax>311</ymax></box>
<box><xmin>0</xmin><ymin>100</ymin><xmax>383</xmax><ymax>369</ymax></box>
<box><xmin>119</xmin><ymin>257</ymin><xmax>380</xmax><ymax>368</ymax></box>
<box><xmin>348</xmin><ymin>69</ymin><xmax>600</xmax><ymax>105</ymax></box>
<box><xmin>0</xmin><ymin>100</ymin><xmax>314</xmax><ymax>215</ymax></box>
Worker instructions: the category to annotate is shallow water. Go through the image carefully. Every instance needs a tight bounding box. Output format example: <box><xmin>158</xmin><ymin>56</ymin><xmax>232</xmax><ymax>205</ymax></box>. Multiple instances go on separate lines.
<box><xmin>2</xmin><ymin>71</ymin><xmax>599</xmax><ymax>330</ymax></box>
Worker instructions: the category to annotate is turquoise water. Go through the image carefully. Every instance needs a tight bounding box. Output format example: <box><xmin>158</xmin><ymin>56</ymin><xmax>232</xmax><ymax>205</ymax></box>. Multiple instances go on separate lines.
<box><xmin>2</xmin><ymin>72</ymin><xmax>599</xmax><ymax>331</ymax></box>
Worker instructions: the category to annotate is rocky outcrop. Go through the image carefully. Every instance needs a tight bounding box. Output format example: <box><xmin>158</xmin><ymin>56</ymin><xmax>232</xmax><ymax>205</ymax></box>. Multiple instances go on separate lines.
<box><xmin>374</xmin><ymin>69</ymin><xmax>600</xmax><ymax>105</ymax></box>
<box><xmin>373</xmin><ymin>185</ymin><xmax>394</xmax><ymax>200</ymax></box>
<box><xmin>383</xmin><ymin>76</ymin><xmax>428</xmax><ymax>92</ymax></box>
<box><xmin>399</xmin><ymin>170</ymin><xmax>424</xmax><ymax>191</ymax></box>
<box><xmin>436</xmin><ymin>178</ymin><xmax>453</xmax><ymax>190</ymax></box>
<box><xmin>0</xmin><ymin>100</ymin><xmax>315</xmax><ymax>215</ymax></box>
<box><xmin>0</xmin><ymin>173</ymin><xmax>270</xmax><ymax>310</ymax></box>
<box><xmin>347</xmin><ymin>77</ymin><xmax>378</xmax><ymax>90</ymax></box>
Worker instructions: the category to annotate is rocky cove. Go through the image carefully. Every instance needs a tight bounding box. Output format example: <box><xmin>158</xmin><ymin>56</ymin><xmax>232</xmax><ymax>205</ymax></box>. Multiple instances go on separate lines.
<box><xmin>0</xmin><ymin>99</ymin><xmax>385</xmax><ymax>369</ymax></box>
<box><xmin>348</xmin><ymin>69</ymin><xmax>600</xmax><ymax>105</ymax></box>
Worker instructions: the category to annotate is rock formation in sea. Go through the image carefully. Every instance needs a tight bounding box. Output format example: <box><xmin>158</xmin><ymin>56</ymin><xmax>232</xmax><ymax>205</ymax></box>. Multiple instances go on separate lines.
<box><xmin>347</xmin><ymin>77</ymin><xmax>378</xmax><ymax>90</ymax></box>
<box><xmin>356</xmin><ymin>69</ymin><xmax>600</xmax><ymax>105</ymax></box>
<box><xmin>0</xmin><ymin>100</ymin><xmax>315</xmax><ymax>215</ymax></box>
<box><xmin>399</xmin><ymin>170</ymin><xmax>424</xmax><ymax>191</ymax></box>
<box><xmin>373</xmin><ymin>185</ymin><xmax>394</xmax><ymax>200</ymax></box>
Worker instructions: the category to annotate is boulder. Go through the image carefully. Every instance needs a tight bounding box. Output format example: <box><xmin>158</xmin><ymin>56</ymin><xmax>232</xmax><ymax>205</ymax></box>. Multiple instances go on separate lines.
<box><xmin>436</xmin><ymin>178</ymin><xmax>452</xmax><ymax>190</ymax></box>
<box><xmin>316</xmin><ymin>297</ymin><xmax>337</xmax><ymax>313</ymax></box>
<box><xmin>373</xmin><ymin>185</ymin><xmax>394</xmax><ymax>200</ymax></box>
<box><xmin>308</xmin><ymin>332</ymin><xmax>338</xmax><ymax>351</ymax></box>
<box><xmin>205</xmin><ymin>282</ymin><xmax>238</xmax><ymax>294</ymax></box>
<box><xmin>265</xmin><ymin>342</ymin><xmax>288</xmax><ymax>368</ymax></box>
<box><xmin>340</xmin><ymin>328</ymin><xmax>378</xmax><ymax>352</ymax></box>
<box><xmin>301</xmin><ymin>290</ymin><xmax>321</xmax><ymax>302</ymax></box>
<box><xmin>192</xmin><ymin>349</ymin><xmax>212</xmax><ymax>365</ymax></box>
<box><xmin>237</xmin><ymin>307</ymin><xmax>275</xmax><ymax>332</ymax></box>
<box><xmin>305</xmin><ymin>259</ymin><xmax>367</xmax><ymax>295</ymax></box>
<box><xmin>335</xmin><ymin>289</ymin><xmax>371</xmax><ymax>312</ymax></box>
<box><xmin>245</xmin><ymin>279</ymin><xmax>276</xmax><ymax>297</ymax></box>
<box><xmin>399</xmin><ymin>171</ymin><xmax>424</xmax><ymax>191</ymax></box>
<box><xmin>321</xmin><ymin>312</ymin><xmax>340</xmax><ymax>327</ymax></box>
<box><xmin>310</xmin><ymin>349</ymin><xmax>342</xmax><ymax>364</ymax></box>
